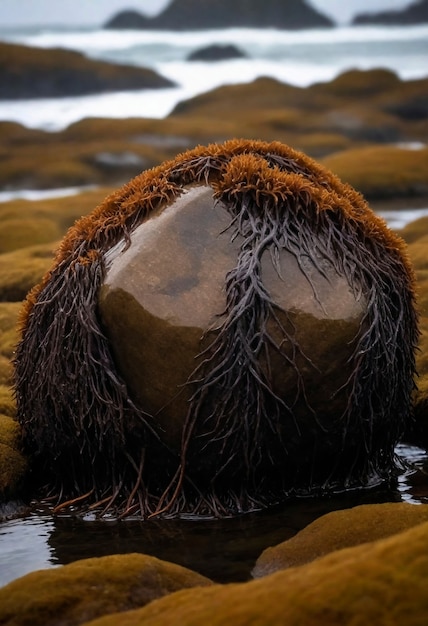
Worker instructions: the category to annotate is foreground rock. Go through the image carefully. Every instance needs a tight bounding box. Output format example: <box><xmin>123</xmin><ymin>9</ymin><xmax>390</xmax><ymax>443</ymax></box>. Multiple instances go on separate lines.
<box><xmin>0</xmin><ymin>42</ymin><xmax>174</xmax><ymax>100</ymax></box>
<box><xmin>81</xmin><ymin>521</ymin><xmax>428</xmax><ymax>626</ymax></box>
<box><xmin>14</xmin><ymin>139</ymin><xmax>418</xmax><ymax>519</ymax></box>
<box><xmin>253</xmin><ymin>502</ymin><xmax>428</xmax><ymax>576</ymax></box>
<box><xmin>0</xmin><ymin>554</ymin><xmax>213</xmax><ymax>626</ymax></box>
<box><xmin>105</xmin><ymin>0</ymin><xmax>334</xmax><ymax>30</ymax></box>
<box><xmin>353</xmin><ymin>0</ymin><xmax>428</xmax><ymax>25</ymax></box>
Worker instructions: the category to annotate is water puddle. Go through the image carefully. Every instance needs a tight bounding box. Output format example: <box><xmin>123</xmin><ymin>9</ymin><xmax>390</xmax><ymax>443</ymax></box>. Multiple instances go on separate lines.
<box><xmin>0</xmin><ymin>443</ymin><xmax>426</xmax><ymax>588</ymax></box>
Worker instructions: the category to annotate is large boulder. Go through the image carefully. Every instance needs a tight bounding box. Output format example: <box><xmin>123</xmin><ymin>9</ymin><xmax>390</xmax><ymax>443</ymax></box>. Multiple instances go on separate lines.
<box><xmin>105</xmin><ymin>0</ymin><xmax>334</xmax><ymax>30</ymax></box>
<box><xmin>0</xmin><ymin>42</ymin><xmax>174</xmax><ymax>100</ymax></box>
<box><xmin>14</xmin><ymin>139</ymin><xmax>418</xmax><ymax>518</ymax></box>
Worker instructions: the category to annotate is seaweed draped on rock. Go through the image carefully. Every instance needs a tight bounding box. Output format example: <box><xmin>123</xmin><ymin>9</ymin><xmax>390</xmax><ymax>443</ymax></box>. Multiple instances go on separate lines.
<box><xmin>14</xmin><ymin>139</ymin><xmax>418</xmax><ymax>518</ymax></box>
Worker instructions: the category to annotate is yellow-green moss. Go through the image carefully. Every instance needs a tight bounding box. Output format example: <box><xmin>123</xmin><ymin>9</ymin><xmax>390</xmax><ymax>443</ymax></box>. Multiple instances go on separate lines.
<box><xmin>253</xmin><ymin>502</ymin><xmax>428</xmax><ymax>576</ymax></box>
<box><xmin>0</xmin><ymin>218</ymin><xmax>61</xmax><ymax>253</ymax></box>
<box><xmin>0</xmin><ymin>553</ymin><xmax>213</xmax><ymax>626</ymax></box>
<box><xmin>400</xmin><ymin>216</ymin><xmax>428</xmax><ymax>244</ymax></box>
<box><xmin>322</xmin><ymin>145</ymin><xmax>428</xmax><ymax>199</ymax></box>
<box><xmin>0</xmin><ymin>243</ymin><xmax>57</xmax><ymax>301</ymax></box>
<box><xmin>83</xmin><ymin>521</ymin><xmax>428</xmax><ymax>626</ymax></box>
<box><xmin>0</xmin><ymin>413</ymin><xmax>27</xmax><ymax>500</ymax></box>
<box><xmin>0</xmin><ymin>385</ymin><xmax>16</xmax><ymax>417</ymax></box>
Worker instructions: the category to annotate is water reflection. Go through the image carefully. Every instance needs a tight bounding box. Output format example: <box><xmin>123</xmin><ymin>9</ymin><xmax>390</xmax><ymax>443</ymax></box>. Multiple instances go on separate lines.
<box><xmin>0</xmin><ymin>514</ymin><xmax>56</xmax><ymax>585</ymax></box>
<box><xmin>0</xmin><ymin>443</ymin><xmax>426</xmax><ymax>589</ymax></box>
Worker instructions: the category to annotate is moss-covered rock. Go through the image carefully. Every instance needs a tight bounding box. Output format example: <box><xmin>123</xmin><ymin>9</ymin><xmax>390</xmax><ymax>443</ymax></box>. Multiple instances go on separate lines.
<box><xmin>0</xmin><ymin>553</ymin><xmax>212</xmax><ymax>626</ymax></box>
<box><xmin>0</xmin><ymin>244</ymin><xmax>57</xmax><ymax>302</ymax></box>
<box><xmin>82</xmin><ymin>521</ymin><xmax>428</xmax><ymax>626</ymax></box>
<box><xmin>252</xmin><ymin>502</ymin><xmax>428</xmax><ymax>576</ymax></box>
<box><xmin>322</xmin><ymin>145</ymin><xmax>428</xmax><ymax>199</ymax></box>
<box><xmin>1</xmin><ymin>71</ymin><xmax>427</xmax><ymax>192</ymax></box>
<box><xmin>0</xmin><ymin>413</ymin><xmax>27</xmax><ymax>500</ymax></box>
<box><xmin>0</xmin><ymin>385</ymin><xmax>16</xmax><ymax>418</ymax></box>
<box><xmin>0</xmin><ymin>218</ymin><xmax>61</xmax><ymax>253</ymax></box>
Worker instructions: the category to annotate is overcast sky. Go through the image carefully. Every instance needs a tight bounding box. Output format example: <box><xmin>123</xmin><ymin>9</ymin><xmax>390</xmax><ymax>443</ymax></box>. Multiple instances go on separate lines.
<box><xmin>0</xmin><ymin>0</ymin><xmax>416</xmax><ymax>27</ymax></box>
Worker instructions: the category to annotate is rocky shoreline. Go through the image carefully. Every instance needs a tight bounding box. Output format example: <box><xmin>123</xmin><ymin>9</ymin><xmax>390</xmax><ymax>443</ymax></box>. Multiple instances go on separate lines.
<box><xmin>0</xmin><ymin>19</ymin><xmax>428</xmax><ymax>624</ymax></box>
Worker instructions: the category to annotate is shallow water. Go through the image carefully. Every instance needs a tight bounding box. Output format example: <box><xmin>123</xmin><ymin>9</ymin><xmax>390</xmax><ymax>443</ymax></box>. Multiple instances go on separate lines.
<box><xmin>1</xmin><ymin>443</ymin><xmax>426</xmax><ymax>588</ymax></box>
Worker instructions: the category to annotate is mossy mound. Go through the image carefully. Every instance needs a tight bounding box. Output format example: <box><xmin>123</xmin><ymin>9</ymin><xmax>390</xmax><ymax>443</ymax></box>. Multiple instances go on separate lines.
<box><xmin>82</xmin><ymin>521</ymin><xmax>428</xmax><ymax>626</ymax></box>
<box><xmin>0</xmin><ymin>385</ymin><xmax>16</xmax><ymax>418</ymax></box>
<box><xmin>2</xmin><ymin>71</ymin><xmax>427</xmax><ymax>194</ymax></box>
<box><xmin>0</xmin><ymin>218</ymin><xmax>61</xmax><ymax>253</ymax></box>
<box><xmin>0</xmin><ymin>553</ymin><xmax>212</xmax><ymax>626</ymax></box>
<box><xmin>400</xmin><ymin>216</ymin><xmax>428</xmax><ymax>244</ymax></box>
<box><xmin>0</xmin><ymin>413</ymin><xmax>27</xmax><ymax>501</ymax></box>
<box><xmin>253</xmin><ymin>502</ymin><xmax>428</xmax><ymax>576</ymax></box>
<box><xmin>322</xmin><ymin>145</ymin><xmax>428</xmax><ymax>199</ymax></box>
<box><xmin>0</xmin><ymin>244</ymin><xmax>58</xmax><ymax>302</ymax></box>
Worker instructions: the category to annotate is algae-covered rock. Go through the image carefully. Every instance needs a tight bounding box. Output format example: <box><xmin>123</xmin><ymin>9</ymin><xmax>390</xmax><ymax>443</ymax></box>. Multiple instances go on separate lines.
<box><xmin>0</xmin><ymin>413</ymin><xmax>27</xmax><ymax>501</ymax></box>
<box><xmin>14</xmin><ymin>139</ymin><xmax>418</xmax><ymax>519</ymax></box>
<box><xmin>0</xmin><ymin>385</ymin><xmax>16</xmax><ymax>418</ymax></box>
<box><xmin>0</xmin><ymin>243</ymin><xmax>57</xmax><ymax>302</ymax></box>
<box><xmin>322</xmin><ymin>145</ymin><xmax>428</xmax><ymax>199</ymax></box>
<box><xmin>0</xmin><ymin>553</ymin><xmax>212</xmax><ymax>626</ymax></box>
<box><xmin>0</xmin><ymin>218</ymin><xmax>61</xmax><ymax>254</ymax></box>
<box><xmin>252</xmin><ymin>502</ymin><xmax>428</xmax><ymax>577</ymax></box>
<box><xmin>82</xmin><ymin>521</ymin><xmax>428</xmax><ymax>626</ymax></box>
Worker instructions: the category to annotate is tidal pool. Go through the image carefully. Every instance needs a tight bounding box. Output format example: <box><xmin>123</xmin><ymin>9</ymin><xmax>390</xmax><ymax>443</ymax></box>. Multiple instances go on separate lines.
<box><xmin>0</xmin><ymin>443</ymin><xmax>426</xmax><ymax>588</ymax></box>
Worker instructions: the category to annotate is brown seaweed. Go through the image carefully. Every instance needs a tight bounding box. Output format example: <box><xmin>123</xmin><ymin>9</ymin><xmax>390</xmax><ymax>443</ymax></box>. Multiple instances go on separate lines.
<box><xmin>14</xmin><ymin>139</ymin><xmax>418</xmax><ymax>518</ymax></box>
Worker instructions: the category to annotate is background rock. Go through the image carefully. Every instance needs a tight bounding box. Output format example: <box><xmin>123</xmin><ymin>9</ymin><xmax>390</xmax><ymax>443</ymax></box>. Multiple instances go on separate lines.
<box><xmin>105</xmin><ymin>0</ymin><xmax>334</xmax><ymax>31</ymax></box>
<box><xmin>0</xmin><ymin>42</ymin><xmax>174</xmax><ymax>100</ymax></box>
<box><xmin>352</xmin><ymin>0</ymin><xmax>428</xmax><ymax>25</ymax></box>
<box><xmin>187</xmin><ymin>44</ymin><xmax>247</xmax><ymax>62</ymax></box>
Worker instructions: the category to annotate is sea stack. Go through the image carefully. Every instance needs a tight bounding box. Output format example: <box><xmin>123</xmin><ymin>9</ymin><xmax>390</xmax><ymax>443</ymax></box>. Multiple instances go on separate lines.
<box><xmin>14</xmin><ymin>139</ymin><xmax>418</xmax><ymax>518</ymax></box>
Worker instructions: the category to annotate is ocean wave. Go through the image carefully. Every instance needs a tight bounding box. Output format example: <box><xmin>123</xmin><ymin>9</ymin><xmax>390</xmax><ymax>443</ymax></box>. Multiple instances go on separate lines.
<box><xmin>2</xmin><ymin>24</ymin><xmax>428</xmax><ymax>53</ymax></box>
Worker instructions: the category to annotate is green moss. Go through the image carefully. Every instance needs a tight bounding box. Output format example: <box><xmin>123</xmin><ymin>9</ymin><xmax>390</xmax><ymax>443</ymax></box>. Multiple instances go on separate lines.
<box><xmin>0</xmin><ymin>553</ymin><xmax>212</xmax><ymax>626</ymax></box>
<box><xmin>253</xmin><ymin>502</ymin><xmax>428</xmax><ymax>576</ymax></box>
<box><xmin>83</xmin><ymin>521</ymin><xmax>428</xmax><ymax>626</ymax></box>
<box><xmin>0</xmin><ymin>413</ymin><xmax>27</xmax><ymax>500</ymax></box>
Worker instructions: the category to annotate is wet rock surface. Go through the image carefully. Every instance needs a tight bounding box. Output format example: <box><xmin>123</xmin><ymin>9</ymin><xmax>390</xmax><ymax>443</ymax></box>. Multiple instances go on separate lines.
<box><xmin>99</xmin><ymin>184</ymin><xmax>365</xmax><ymax>457</ymax></box>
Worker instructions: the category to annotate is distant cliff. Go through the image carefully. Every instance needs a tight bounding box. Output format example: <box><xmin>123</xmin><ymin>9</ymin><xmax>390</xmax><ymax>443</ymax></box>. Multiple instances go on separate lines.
<box><xmin>352</xmin><ymin>0</ymin><xmax>428</xmax><ymax>25</ymax></box>
<box><xmin>105</xmin><ymin>0</ymin><xmax>334</xmax><ymax>31</ymax></box>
